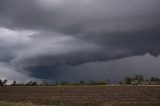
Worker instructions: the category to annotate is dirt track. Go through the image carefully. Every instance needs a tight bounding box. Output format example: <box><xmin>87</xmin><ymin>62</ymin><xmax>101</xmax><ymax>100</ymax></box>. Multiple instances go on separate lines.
<box><xmin>0</xmin><ymin>86</ymin><xmax>160</xmax><ymax>105</ymax></box>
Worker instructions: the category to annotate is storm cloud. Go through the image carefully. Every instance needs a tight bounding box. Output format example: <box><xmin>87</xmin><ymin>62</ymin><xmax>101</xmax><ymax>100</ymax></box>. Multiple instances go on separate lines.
<box><xmin>0</xmin><ymin>0</ymin><xmax>160</xmax><ymax>80</ymax></box>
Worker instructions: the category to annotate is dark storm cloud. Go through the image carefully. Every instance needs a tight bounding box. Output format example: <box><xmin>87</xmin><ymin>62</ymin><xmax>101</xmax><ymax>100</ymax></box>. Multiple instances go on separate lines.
<box><xmin>0</xmin><ymin>0</ymin><xmax>160</xmax><ymax>32</ymax></box>
<box><xmin>0</xmin><ymin>0</ymin><xmax>160</xmax><ymax>79</ymax></box>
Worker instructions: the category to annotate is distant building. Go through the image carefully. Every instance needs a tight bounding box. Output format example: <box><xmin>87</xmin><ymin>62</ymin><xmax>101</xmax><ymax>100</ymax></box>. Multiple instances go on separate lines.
<box><xmin>141</xmin><ymin>81</ymin><xmax>160</xmax><ymax>85</ymax></box>
<box><xmin>131</xmin><ymin>80</ymin><xmax>139</xmax><ymax>85</ymax></box>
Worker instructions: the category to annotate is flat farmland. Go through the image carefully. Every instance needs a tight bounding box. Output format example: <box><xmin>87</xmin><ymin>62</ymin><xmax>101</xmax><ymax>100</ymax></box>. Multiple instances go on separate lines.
<box><xmin>0</xmin><ymin>86</ymin><xmax>160</xmax><ymax>106</ymax></box>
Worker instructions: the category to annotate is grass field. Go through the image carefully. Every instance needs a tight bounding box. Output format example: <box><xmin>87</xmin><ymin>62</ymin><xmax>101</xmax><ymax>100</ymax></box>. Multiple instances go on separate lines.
<box><xmin>0</xmin><ymin>101</ymin><xmax>38</xmax><ymax>106</ymax></box>
<box><xmin>0</xmin><ymin>101</ymin><xmax>160</xmax><ymax>106</ymax></box>
<box><xmin>0</xmin><ymin>86</ymin><xmax>159</xmax><ymax>106</ymax></box>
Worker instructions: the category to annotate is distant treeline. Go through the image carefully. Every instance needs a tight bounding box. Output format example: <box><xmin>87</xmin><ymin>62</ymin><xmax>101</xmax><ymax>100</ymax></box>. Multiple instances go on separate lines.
<box><xmin>0</xmin><ymin>75</ymin><xmax>160</xmax><ymax>86</ymax></box>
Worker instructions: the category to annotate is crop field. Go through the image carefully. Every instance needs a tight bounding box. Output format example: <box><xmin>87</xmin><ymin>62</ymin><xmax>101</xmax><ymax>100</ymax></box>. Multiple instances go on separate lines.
<box><xmin>0</xmin><ymin>86</ymin><xmax>160</xmax><ymax>106</ymax></box>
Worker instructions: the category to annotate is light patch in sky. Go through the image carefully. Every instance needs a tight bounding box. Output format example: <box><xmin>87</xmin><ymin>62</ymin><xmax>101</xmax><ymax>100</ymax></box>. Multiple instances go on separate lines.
<box><xmin>0</xmin><ymin>27</ymin><xmax>36</xmax><ymax>46</ymax></box>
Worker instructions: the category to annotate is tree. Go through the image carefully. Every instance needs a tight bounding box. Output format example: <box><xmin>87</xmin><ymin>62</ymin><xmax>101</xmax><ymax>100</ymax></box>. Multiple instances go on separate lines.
<box><xmin>0</xmin><ymin>79</ymin><xmax>2</xmax><ymax>86</ymax></box>
<box><xmin>3</xmin><ymin>79</ymin><xmax>7</xmax><ymax>86</ymax></box>
<box><xmin>119</xmin><ymin>81</ymin><xmax>123</xmax><ymax>85</ymax></box>
<box><xmin>125</xmin><ymin>77</ymin><xmax>132</xmax><ymax>84</ymax></box>
<box><xmin>61</xmin><ymin>81</ymin><xmax>70</xmax><ymax>85</ymax></box>
<box><xmin>90</xmin><ymin>80</ymin><xmax>95</xmax><ymax>85</ymax></box>
<box><xmin>0</xmin><ymin>79</ymin><xmax>7</xmax><ymax>86</ymax></box>
<box><xmin>25</xmin><ymin>81</ymin><xmax>33</xmax><ymax>86</ymax></box>
<box><xmin>32</xmin><ymin>81</ymin><xmax>38</xmax><ymax>86</ymax></box>
<box><xmin>134</xmin><ymin>74</ymin><xmax>144</xmax><ymax>83</ymax></box>
<box><xmin>11</xmin><ymin>80</ymin><xmax>17</xmax><ymax>86</ymax></box>
<box><xmin>55</xmin><ymin>81</ymin><xmax>58</xmax><ymax>86</ymax></box>
<box><xmin>80</xmin><ymin>80</ymin><xmax>85</xmax><ymax>85</ymax></box>
<box><xmin>89</xmin><ymin>80</ymin><xmax>107</xmax><ymax>85</ymax></box>
<box><xmin>41</xmin><ymin>80</ymin><xmax>49</xmax><ymax>86</ymax></box>
<box><xmin>25</xmin><ymin>81</ymin><xmax>38</xmax><ymax>86</ymax></box>
<box><xmin>125</xmin><ymin>74</ymin><xmax>144</xmax><ymax>85</ymax></box>
<box><xmin>150</xmin><ymin>77</ymin><xmax>160</xmax><ymax>81</ymax></box>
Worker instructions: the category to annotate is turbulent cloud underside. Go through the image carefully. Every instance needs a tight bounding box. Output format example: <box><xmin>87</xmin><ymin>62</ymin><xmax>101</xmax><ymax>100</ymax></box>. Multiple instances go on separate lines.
<box><xmin>0</xmin><ymin>0</ymin><xmax>160</xmax><ymax>79</ymax></box>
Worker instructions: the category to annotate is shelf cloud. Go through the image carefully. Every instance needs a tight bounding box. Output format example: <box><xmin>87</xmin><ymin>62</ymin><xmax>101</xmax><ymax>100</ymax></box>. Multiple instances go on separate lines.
<box><xmin>0</xmin><ymin>0</ymin><xmax>160</xmax><ymax>80</ymax></box>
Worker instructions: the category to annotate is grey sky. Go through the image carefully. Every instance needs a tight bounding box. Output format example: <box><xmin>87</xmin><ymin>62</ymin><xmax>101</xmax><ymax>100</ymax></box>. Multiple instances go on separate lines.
<box><xmin>0</xmin><ymin>0</ymin><xmax>160</xmax><ymax>82</ymax></box>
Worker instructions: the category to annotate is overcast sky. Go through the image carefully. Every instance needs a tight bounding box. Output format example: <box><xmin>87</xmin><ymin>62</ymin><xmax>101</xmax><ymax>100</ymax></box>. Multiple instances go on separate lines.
<box><xmin>0</xmin><ymin>0</ymin><xmax>160</xmax><ymax>83</ymax></box>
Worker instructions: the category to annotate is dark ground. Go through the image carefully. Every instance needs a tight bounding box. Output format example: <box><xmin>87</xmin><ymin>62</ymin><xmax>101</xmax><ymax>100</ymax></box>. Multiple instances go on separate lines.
<box><xmin>0</xmin><ymin>86</ymin><xmax>160</xmax><ymax>105</ymax></box>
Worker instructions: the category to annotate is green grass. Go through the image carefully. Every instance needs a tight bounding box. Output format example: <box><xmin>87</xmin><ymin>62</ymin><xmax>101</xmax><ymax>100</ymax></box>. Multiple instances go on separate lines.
<box><xmin>0</xmin><ymin>101</ymin><xmax>39</xmax><ymax>106</ymax></box>
<box><xmin>0</xmin><ymin>101</ymin><xmax>159</xmax><ymax>106</ymax></box>
<box><xmin>0</xmin><ymin>101</ymin><xmax>65</xmax><ymax>106</ymax></box>
<box><xmin>104</xmin><ymin>102</ymin><xmax>160</xmax><ymax>106</ymax></box>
